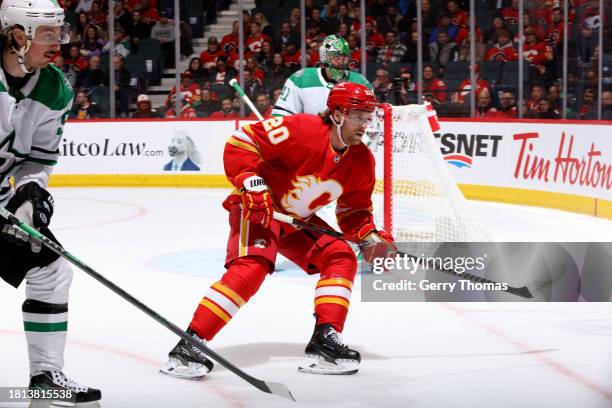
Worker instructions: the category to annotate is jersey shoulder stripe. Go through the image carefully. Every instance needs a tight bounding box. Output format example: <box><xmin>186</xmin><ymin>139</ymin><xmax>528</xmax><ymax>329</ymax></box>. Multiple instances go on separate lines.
<box><xmin>27</xmin><ymin>65</ymin><xmax>74</xmax><ymax>111</ymax></box>
<box><xmin>288</xmin><ymin>68</ymin><xmax>325</xmax><ymax>89</ymax></box>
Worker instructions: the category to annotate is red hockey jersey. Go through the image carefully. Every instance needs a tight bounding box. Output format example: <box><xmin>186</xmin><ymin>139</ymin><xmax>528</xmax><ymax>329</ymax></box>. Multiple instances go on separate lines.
<box><xmin>225</xmin><ymin>114</ymin><xmax>376</xmax><ymax>238</ymax></box>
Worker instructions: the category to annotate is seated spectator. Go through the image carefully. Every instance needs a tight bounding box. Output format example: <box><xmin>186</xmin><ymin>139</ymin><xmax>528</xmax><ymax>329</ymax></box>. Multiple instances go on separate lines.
<box><xmin>210</xmin><ymin>97</ymin><xmax>240</xmax><ymax>118</ymax></box>
<box><xmin>429</xmin><ymin>30</ymin><xmax>459</xmax><ymax>70</ymax></box>
<box><xmin>113</xmin><ymin>54</ymin><xmax>132</xmax><ymax>117</ymax></box>
<box><xmin>235</xmin><ymin>69</ymin><xmax>263</xmax><ymax>101</ymax></box>
<box><xmin>546</xmin><ymin>7</ymin><xmax>565</xmax><ymax>48</ymax></box>
<box><xmin>70</xmin><ymin>89</ymin><xmax>103</xmax><ymax>119</ymax></box>
<box><xmin>452</xmin><ymin>65</ymin><xmax>491</xmax><ymax>103</ymax></box>
<box><xmin>372</xmin><ymin>68</ymin><xmax>394</xmax><ymax>103</ymax></box>
<box><xmin>209</xmin><ymin>55</ymin><xmax>236</xmax><ymax>85</ymax></box>
<box><xmin>484</xmin><ymin>29</ymin><xmax>518</xmax><ymax>62</ymax></box>
<box><xmin>76</xmin><ymin>0</ymin><xmax>95</xmax><ymax>14</ymax></box>
<box><xmin>246</xmin><ymin>56</ymin><xmax>266</xmax><ymax>86</ymax></box>
<box><xmin>254</xmin><ymin>12</ymin><xmax>274</xmax><ymax>39</ymax></box>
<box><xmin>200</xmin><ymin>37</ymin><xmax>225</xmax><ymax>70</ymax></box>
<box><xmin>388</xmin><ymin>68</ymin><xmax>417</xmax><ymax>105</ymax></box>
<box><xmin>150</xmin><ymin>10</ymin><xmax>175</xmax><ymax>67</ymax></box>
<box><xmin>89</xmin><ymin>1</ymin><xmax>107</xmax><ymax>28</ymax></box>
<box><xmin>128</xmin><ymin>9</ymin><xmax>153</xmax><ymax>47</ymax></box>
<box><xmin>376</xmin><ymin>30</ymin><xmax>407</xmax><ymax>64</ymax></box>
<box><xmin>336</xmin><ymin>3</ymin><xmax>354</xmax><ymax>28</ymax></box>
<box><xmin>249</xmin><ymin>93</ymin><xmax>273</xmax><ymax>118</ymax></box>
<box><xmin>185</xmin><ymin>57</ymin><xmax>207</xmax><ymax>83</ymax></box>
<box><xmin>72</xmin><ymin>12</ymin><xmax>90</xmax><ymax>43</ymax></box>
<box><xmin>578</xmin><ymin>88</ymin><xmax>597</xmax><ymax>119</ymax></box>
<box><xmin>271</xmin><ymin>87</ymin><xmax>283</xmax><ymax>105</ymax></box>
<box><xmin>420</xmin><ymin>0</ymin><xmax>439</xmax><ymax>38</ymax></box>
<box><xmin>529</xmin><ymin>98</ymin><xmax>561</xmax><ymax>119</ymax></box>
<box><xmin>131</xmin><ymin>94</ymin><xmax>162</xmax><ymax>118</ymax></box>
<box><xmin>547</xmin><ymin>84</ymin><xmax>562</xmax><ymax>112</ymax></box>
<box><xmin>475</xmin><ymin>87</ymin><xmax>498</xmax><ymax>118</ymax></box>
<box><xmin>282</xmin><ymin>39</ymin><xmax>302</xmax><ymax>69</ymax></box>
<box><xmin>168</xmin><ymin>72</ymin><xmax>202</xmax><ymax>105</ymax></box>
<box><xmin>495</xmin><ymin>91</ymin><xmax>518</xmax><ymax>118</ymax></box>
<box><xmin>76</xmin><ymin>55</ymin><xmax>107</xmax><ymax>89</ymax></box>
<box><xmin>52</xmin><ymin>55</ymin><xmax>78</xmax><ymax>88</ymax></box>
<box><xmin>258</xmin><ymin>40</ymin><xmax>275</xmax><ymax>68</ymax></box>
<box><xmin>364</xmin><ymin>19</ymin><xmax>384</xmax><ymax>62</ymax></box>
<box><xmin>523</xmin><ymin>27</ymin><xmax>553</xmax><ymax>83</ymax></box>
<box><xmin>194</xmin><ymin>88</ymin><xmax>221</xmax><ymax>117</ymax></box>
<box><xmin>223</xmin><ymin>42</ymin><xmax>240</xmax><ymax>69</ymax></box>
<box><xmin>247</xmin><ymin>21</ymin><xmax>272</xmax><ymax>55</ymax></box>
<box><xmin>165</xmin><ymin>92</ymin><xmax>197</xmax><ymax>119</ymax></box>
<box><xmin>310</xmin><ymin>8</ymin><xmax>332</xmax><ymax>38</ymax></box>
<box><xmin>103</xmin><ymin>26</ymin><xmax>131</xmax><ymax>58</ymax></box>
<box><xmin>602</xmin><ymin>91</ymin><xmax>612</xmax><ymax>120</ymax></box>
<box><xmin>485</xmin><ymin>15</ymin><xmax>507</xmax><ymax>43</ymax></box>
<box><xmin>266</xmin><ymin>53</ymin><xmax>290</xmax><ymax>91</ymax></box>
<box><xmin>405</xmin><ymin>30</ymin><xmax>431</xmax><ymax>64</ymax></box>
<box><xmin>140</xmin><ymin>0</ymin><xmax>160</xmax><ymax>21</ymax></box>
<box><xmin>114</xmin><ymin>0</ymin><xmax>133</xmax><ymax>32</ymax></box>
<box><xmin>346</xmin><ymin>34</ymin><xmax>361</xmax><ymax>68</ymax></box>
<box><xmin>447</xmin><ymin>0</ymin><xmax>469</xmax><ymax>27</ymax></box>
<box><xmin>429</xmin><ymin>13</ymin><xmax>459</xmax><ymax>44</ymax></box>
<box><xmin>221</xmin><ymin>21</ymin><xmax>240</xmax><ymax>52</ymax></box>
<box><xmin>501</xmin><ymin>0</ymin><xmax>519</xmax><ymax>26</ymax></box>
<box><xmin>80</xmin><ymin>25</ymin><xmax>106</xmax><ymax>58</ymax></box>
<box><xmin>416</xmin><ymin>64</ymin><xmax>448</xmax><ymax>104</ymax></box>
<box><xmin>307</xmin><ymin>38</ymin><xmax>322</xmax><ymax>66</ymax></box>
<box><xmin>526</xmin><ymin>84</ymin><xmax>546</xmax><ymax>114</ymax></box>
<box><xmin>275</xmin><ymin>21</ymin><xmax>299</xmax><ymax>52</ymax></box>
<box><xmin>336</xmin><ymin>23</ymin><xmax>350</xmax><ymax>40</ymax></box>
<box><xmin>65</xmin><ymin>44</ymin><xmax>89</xmax><ymax>72</ymax></box>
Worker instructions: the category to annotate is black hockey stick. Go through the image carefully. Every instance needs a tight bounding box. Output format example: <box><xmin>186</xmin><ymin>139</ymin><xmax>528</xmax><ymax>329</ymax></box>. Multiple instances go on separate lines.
<box><xmin>272</xmin><ymin>212</ymin><xmax>533</xmax><ymax>299</ymax></box>
<box><xmin>0</xmin><ymin>207</ymin><xmax>295</xmax><ymax>401</ymax></box>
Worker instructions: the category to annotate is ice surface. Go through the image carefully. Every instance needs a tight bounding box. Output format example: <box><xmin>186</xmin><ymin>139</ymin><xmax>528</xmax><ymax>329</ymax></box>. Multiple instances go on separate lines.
<box><xmin>1</xmin><ymin>188</ymin><xmax>611</xmax><ymax>408</ymax></box>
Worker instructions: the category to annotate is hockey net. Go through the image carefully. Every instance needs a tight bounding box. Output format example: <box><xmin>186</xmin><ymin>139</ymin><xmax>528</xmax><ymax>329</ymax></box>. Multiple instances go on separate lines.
<box><xmin>366</xmin><ymin>103</ymin><xmax>489</xmax><ymax>242</ymax></box>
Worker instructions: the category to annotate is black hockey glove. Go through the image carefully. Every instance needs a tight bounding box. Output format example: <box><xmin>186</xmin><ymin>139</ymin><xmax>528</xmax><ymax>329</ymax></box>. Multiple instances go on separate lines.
<box><xmin>2</xmin><ymin>182</ymin><xmax>54</xmax><ymax>253</ymax></box>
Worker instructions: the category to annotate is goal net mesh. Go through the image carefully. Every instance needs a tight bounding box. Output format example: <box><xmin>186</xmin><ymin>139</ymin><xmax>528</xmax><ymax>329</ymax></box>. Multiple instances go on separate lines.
<box><xmin>366</xmin><ymin>104</ymin><xmax>489</xmax><ymax>242</ymax></box>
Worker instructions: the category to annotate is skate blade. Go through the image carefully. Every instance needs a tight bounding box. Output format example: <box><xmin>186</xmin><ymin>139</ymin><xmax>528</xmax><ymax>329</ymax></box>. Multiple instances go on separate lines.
<box><xmin>159</xmin><ymin>358</ymin><xmax>210</xmax><ymax>380</ymax></box>
<box><xmin>29</xmin><ymin>400</ymin><xmax>102</xmax><ymax>408</ymax></box>
<box><xmin>298</xmin><ymin>355</ymin><xmax>359</xmax><ymax>375</ymax></box>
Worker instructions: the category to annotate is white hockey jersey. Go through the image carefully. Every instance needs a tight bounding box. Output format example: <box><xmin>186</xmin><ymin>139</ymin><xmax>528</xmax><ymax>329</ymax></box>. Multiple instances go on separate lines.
<box><xmin>0</xmin><ymin>63</ymin><xmax>73</xmax><ymax>208</ymax></box>
<box><xmin>272</xmin><ymin>67</ymin><xmax>372</xmax><ymax>116</ymax></box>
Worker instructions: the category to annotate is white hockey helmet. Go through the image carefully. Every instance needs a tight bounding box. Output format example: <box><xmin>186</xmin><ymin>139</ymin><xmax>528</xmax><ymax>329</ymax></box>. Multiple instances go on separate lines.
<box><xmin>0</xmin><ymin>0</ymin><xmax>70</xmax><ymax>45</ymax></box>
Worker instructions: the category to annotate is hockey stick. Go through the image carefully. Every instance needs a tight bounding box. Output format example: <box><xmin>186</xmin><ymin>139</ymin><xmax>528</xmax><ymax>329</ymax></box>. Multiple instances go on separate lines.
<box><xmin>272</xmin><ymin>212</ymin><xmax>534</xmax><ymax>299</ymax></box>
<box><xmin>0</xmin><ymin>207</ymin><xmax>295</xmax><ymax>401</ymax></box>
<box><xmin>229</xmin><ymin>79</ymin><xmax>264</xmax><ymax>121</ymax></box>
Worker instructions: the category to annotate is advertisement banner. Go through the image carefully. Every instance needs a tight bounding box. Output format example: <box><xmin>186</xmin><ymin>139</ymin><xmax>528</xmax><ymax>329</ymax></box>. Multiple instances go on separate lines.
<box><xmin>435</xmin><ymin>121</ymin><xmax>612</xmax><ymax>201</ymax></box>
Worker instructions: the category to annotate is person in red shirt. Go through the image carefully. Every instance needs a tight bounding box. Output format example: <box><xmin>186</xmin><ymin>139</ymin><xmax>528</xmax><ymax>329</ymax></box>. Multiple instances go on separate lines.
<box><xmin>475</xmin><ymin>87</ymin><xmax>498</xmax><ymax>118</ymax></box>
<box><xmin>164</xmin><ymin>93</ymin><xmax>197</xmax><ymax>118</ymax></box>
<box><xmin>220</xmin><ymin>21</ymin><xmax>240</xmax><ymax>51</ymax></box>
<box><xmin>282</xmin><ymin>39</ymin><xmax>302</xmax><ymax>67</ymax></box>
<box><xmin>161</xmin><ymin>83</ymin><xmax>396</xmax><ymax>378</ymax></box>
<box><xmin>199</xmin><ymin>37</ymin><xmax>225</xmax><ymax>70</ymax></box>
<box><xmin>501</xmin><ymin>0</ymin><xmax>519</xmax><ymax>26</ymax></box>
<box><xmin>447</xmin><ymin>0</ymin><xmax>469</xmax><ymax>27</ymax></box>
<box><xmin>365</xmin><ymin>19</ymin><xmax>385</xmax><ymax>61</ymax></box>
<box><xmin>167</xmin><ymin>72</ymin><xmax>202</xmax><ymax>106</ymax></box>
<box><xmin>417</xmin><ymin>64</ymin><xmax>448</xmax><ymax>103</ymax></box>
<box><xmin>546</xmin><ymin>7</ymin><xmax>566</xmax><ymax>47</ymax></box>
<box><xmin>246</xmin><ymin>21</ymin><xmax>272</xmax><ymax>55</ymax></box>
<box><xmin>247</xmin><ymin>92</ymin><xmax>274</xmax><ymax>119</ymax></box>
<box><xmin>484</xmin><ymin>29</ymin><xmax>518</xmax><ymax>62</ymax></box>
<box><xmin>209</xmin><ymin>97</ymin><xmax>240</xmax><ymax>118</ymax></box>
<box><xmin>522</xmin><ymin>27</ymin><xmax>553</xmax><ymax>66</ymax></box>
<box><xmin>452</xmin><ymin>66</ymin><xmax>491</xmax><ymax>103</ymax></box>
<box><xmin>525</xmin><ymin>84</ymin><xmax>545</xmax><ymax>115</ymax></box>
<box><xmin>495</xmin><ymin>90</ymin><xmax>519</xmax><ymax>118</ymax></box>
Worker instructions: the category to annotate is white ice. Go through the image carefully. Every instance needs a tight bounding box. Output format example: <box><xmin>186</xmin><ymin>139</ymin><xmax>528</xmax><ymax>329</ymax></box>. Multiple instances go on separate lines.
<box><xmin>1</xmin><ymin>188</ymin><xmax>611</xmax><ymax>408</ymax></box>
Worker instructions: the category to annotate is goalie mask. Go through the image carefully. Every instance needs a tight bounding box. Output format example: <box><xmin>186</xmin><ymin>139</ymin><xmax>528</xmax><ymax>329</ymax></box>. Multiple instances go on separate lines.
<box><xmin>319</xmin><ymin>35</ymin><xmax>351</xmax><ymax>82</ymax></box>
<box><xmin>0</xmin><ymin>0</ymin><xmax>70</xmax><ymax>73</ymax></box>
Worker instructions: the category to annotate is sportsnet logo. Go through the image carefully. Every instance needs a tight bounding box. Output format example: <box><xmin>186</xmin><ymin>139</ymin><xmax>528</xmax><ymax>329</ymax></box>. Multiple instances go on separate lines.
<box><xmin>434</xmin><ymin>133</ymin><xmax>502</xmax><ymax>168</ymax></box>
<box><xmin>443</xmin><ymin>154</ymin><xmax>473</xmax><ymax>168</ymax></box>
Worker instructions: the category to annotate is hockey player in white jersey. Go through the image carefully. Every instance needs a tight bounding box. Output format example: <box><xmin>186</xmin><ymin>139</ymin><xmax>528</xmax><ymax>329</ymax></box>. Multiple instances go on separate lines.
<box><xmin>272</xmin><ymin>35</ymin><xmax>372</xmax><ymax>116</ymax></box>
<box><xmin>0</xmin><ymin>0</ymin><xmax>101</xmax><ymax>404</ymax></box>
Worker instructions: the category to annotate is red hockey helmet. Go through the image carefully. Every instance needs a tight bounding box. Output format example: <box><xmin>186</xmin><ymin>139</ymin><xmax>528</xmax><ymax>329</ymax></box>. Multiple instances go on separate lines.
<box><xmin>327</xmin><ymin>82</ymin><xmax>378</xmax><ymax>114</ymax></box>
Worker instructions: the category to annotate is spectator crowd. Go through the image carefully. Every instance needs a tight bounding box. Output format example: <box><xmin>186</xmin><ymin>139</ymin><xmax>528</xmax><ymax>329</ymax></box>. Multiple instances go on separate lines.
<box><xmin>53</xmin><ymin>0</ymin><xmax>611</xmax><ymax>120</ymax></box>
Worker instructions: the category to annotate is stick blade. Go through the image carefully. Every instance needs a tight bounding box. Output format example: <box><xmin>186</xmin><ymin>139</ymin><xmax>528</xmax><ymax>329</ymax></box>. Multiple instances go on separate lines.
<box><xmin>509</xmin><ymin>285</ymin><xmax>533</xmax><ymax>299</ymax></box>
<box><xmin>261</xmin><ymin>381</ymin><xmax>296</xmax><ymax>401</ymax></box>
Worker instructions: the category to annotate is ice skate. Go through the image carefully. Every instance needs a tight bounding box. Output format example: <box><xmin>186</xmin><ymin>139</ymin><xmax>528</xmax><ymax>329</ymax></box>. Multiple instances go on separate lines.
<box><xmin>298</xmin><ymin>324</ymin><xmax>361</xmax><ymax>375</ymax></box>
<box><xmin>160</xmin><ymin>329</ymin><xmax>214</xmax><ymax>380</ymax></box>
<box><xmin>28</xmin><ymin>370</ymin><xmax>101</xmax><ymax>406</ymax></box>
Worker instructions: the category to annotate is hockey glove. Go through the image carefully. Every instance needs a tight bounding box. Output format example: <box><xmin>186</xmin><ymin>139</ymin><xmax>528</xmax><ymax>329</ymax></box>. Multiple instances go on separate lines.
<box><xmin>2</xmin><ymin>182</ymin><xmax>54</xmax><ymax>253</ymax></box>
<box><xmin>236</xmin><ymin>173</ymin><xmax>273</xmax><ymax>228</ymax></box>
<box><xmin>357</xmin><ymin>223</ymin><xmax>397</xmax><ymax>264</ymax></box>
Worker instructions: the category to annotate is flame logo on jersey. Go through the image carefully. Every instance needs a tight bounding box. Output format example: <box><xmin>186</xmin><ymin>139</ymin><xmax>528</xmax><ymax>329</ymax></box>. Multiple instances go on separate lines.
<box><xmin>281</xmin><ymin>175</ymin><xmax>343</xmax><ymax>219</ymax></box>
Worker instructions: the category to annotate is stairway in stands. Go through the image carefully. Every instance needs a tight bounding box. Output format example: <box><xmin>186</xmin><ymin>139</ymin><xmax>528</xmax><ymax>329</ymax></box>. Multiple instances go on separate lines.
<box><xmin>146</xmin><ymin>0</ymin><xmax>256</xmax><ymax>109</ymax></box>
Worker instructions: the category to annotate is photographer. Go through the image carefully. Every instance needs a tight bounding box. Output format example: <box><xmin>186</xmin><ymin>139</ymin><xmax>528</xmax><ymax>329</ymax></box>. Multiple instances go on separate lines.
<box><xmin>388</xmin><ymin>68</ymin><xmax>417</xmax><ymax>105</ymax></box>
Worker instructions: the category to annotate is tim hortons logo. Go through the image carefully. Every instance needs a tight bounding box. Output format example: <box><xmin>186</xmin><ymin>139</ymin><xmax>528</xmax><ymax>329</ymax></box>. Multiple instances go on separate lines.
<box><xmin>281</xmin><ymin>175</ymin><xmax>343</xmax><ymax>219</ymax></box>
<box><xmin>434</xmin><ymin>133</ymin><xmax>502</xmax><ymax>168</ymax></box>
<box><xmin>513</xmin><ymin>132</ymin><xmax>612</xmax><ymax>190</ymax></box>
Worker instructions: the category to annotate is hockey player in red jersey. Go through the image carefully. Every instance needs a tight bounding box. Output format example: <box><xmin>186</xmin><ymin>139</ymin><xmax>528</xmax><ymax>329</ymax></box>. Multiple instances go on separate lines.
<box><xmin>161</xmin><ymin>82</ymin><xmax>396</xmax><ymax>377</ymax></box>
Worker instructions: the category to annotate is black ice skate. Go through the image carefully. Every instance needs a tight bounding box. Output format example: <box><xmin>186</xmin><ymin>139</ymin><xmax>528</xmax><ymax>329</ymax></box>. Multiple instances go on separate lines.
<box><xmin>29</xmin><ymin>370</ymin><xmax>101</xmax><ymax>406</ymax></box>
<box><xmin>160</xmin><ymin>329</ymin><xmax>214</xmax><ymax>380</ymax></box>
<box><xmin>298</xmin><ymin>324</ymin><xmax>361</xmax><ymax>375</ymax></box>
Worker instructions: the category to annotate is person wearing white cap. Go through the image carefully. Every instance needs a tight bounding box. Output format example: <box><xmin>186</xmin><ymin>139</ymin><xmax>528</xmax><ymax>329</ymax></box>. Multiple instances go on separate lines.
<box><xmin>131</xmin><ymin>93</ymin><xmax>161</xmax><ymax>118</ymax></box>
